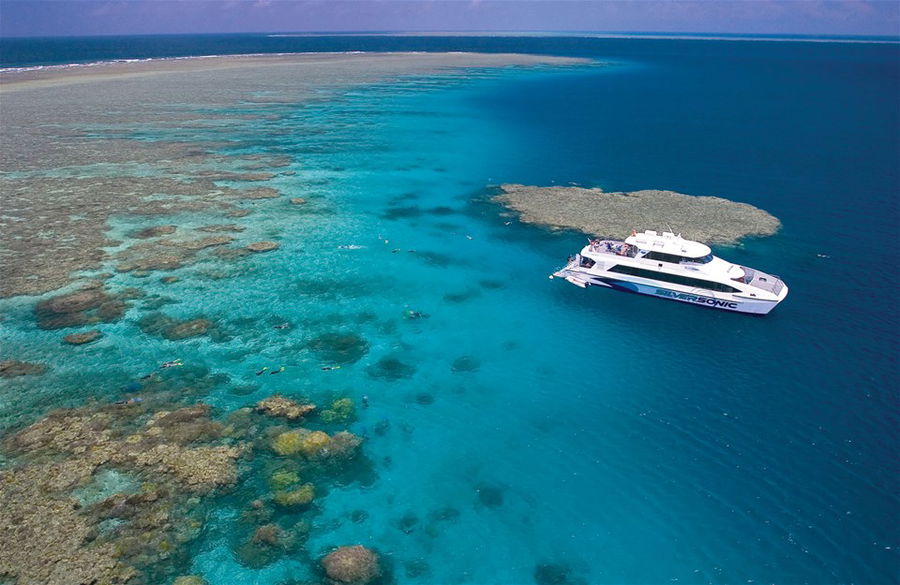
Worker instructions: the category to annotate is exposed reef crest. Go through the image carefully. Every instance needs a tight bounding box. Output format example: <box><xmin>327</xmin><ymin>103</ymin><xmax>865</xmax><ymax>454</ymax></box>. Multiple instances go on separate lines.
<box><xmin>494</xmin><ymin>183</ymin><xmax>781</xmax><ymax>244</ymax></box>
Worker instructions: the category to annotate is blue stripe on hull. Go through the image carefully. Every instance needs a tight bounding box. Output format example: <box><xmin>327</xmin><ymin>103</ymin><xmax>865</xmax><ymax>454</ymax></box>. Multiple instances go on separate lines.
<box><xmin>585</xmin><ymin>276</ymin><xmax>770</xmax><ymax>315</ymax></box>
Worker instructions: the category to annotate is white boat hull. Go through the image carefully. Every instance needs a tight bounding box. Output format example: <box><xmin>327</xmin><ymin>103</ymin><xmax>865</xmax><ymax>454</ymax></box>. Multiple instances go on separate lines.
<box><xmin>552</xmin><ymin>269</ymin><xmax>783</xmax><ymax>315</ymax></box>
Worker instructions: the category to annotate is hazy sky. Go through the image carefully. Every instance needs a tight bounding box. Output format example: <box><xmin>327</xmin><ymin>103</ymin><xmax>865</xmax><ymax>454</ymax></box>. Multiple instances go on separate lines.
<box><xmin>2</xmin><ymin>0</ymin><xmax>899</xmax><ymax>38</ymax></box>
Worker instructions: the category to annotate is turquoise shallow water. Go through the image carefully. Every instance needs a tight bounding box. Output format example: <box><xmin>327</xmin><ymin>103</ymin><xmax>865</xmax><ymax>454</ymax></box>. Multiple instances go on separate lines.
<box><xmin>1</xmin><ymin>38</ymin><xmax>898</xmax><ymax>585</ymax></box>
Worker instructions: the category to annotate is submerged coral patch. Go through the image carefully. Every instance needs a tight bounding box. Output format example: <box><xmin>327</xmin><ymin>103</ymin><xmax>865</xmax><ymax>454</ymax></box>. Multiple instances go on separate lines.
<box><xmin>131</xmin><ymin>225</ymin><xmax>177</xmax><ymax>239</ymax></box>
<box><xmin>63</xmin><ymin>329</ymin><xmax>103</xmax><ymax>345</ymax></box>
<box><xmin>320</xmin><ymin>398</ymin><xmax>356</xmax><ymax>424</ymax></box>
<box><xmin>451</xmin><ymin>355</ymin><xmax>481</xmax><ymax>372</ymax></box>
<box><xmin>246</xmin><ymin>240</ymin><xmax>280</xmax><ymax>253</ymax></box>
<box><xmin>533</xmin><ymin>562</ymin><xmax>586</xmax><ymax>585</ymax></box>
<box><xmin>35</xmin><ymin>285</ymin><xmax>131</xmax><ymax>330</ymax></box>
<box><xmin>0</xmin><ymin>360</ymin><xmax>47</xmax><ymax>378</ymax></box>
<box><xmin>443</xmin><ymin>289</ymin><xmax>481</xmax><ymax>303</ymax></box>
<box><xmin>475</xmin><ymin>482</ymin><xmax>504</xmax><ymax>508</ymax></box>
<box><xmin>307</xmin><ymin>332</ymin><xmax>370</xmax><ymax>365</ymax></box>
<box><xmin>137</xmin><ymin>312</ymin><xmax>224</xmax><ymax>341</ymax></box>
<box><xmin>366</xmin><ymin>356</ymin><xmax>416</xmax><ymax>380</ymax></box>
<box><xmin>381</xmin><ymin>205</ymin><xmax>423</xmax><ymax>220</ymax></box>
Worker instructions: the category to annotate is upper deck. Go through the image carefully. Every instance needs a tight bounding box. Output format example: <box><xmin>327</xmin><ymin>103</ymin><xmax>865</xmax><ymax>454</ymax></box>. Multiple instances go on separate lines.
<box><xmin>625</xmin><ymin>230</ymin><xmax>711</xmax><ymax>259</ymax></box>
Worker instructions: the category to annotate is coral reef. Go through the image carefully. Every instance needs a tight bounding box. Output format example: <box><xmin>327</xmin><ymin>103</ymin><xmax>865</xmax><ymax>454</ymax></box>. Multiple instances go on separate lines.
<box><xmin>0</xmin><ymin>398</ymin><xmax>244</xmax><ymax>585</ymax></box>
<box><xmin>35</xmin><ymin>285</ymin><xmax>132</xmax><ymax>330</ymax></box>
<box><xmin>307</xmin><ymin>332</ymin><xmax>370</xmax><ymax>365</ymax></box>
<box><xmin>196</xmin><ymin>223</ymin><xmax>245</xmax><ymax>233</ymax></box>
<box><xmin>321</xmin><ymin>545</ymin><xmax>381</xmax><ymax>585</ymax></box>
<box><xmin>256</xmin><ymin>395</ymin><xmax>316</xmax><ymax>421</ymax></box>
<box><xmin>475</xmin><ymin>482</ymin><xmax>504</xmax><ymax>508</ymax></box>
<box><xmin>533</xmin><ymin>562</ymin><xmax>586</xmax><ymax>585</ymax></box>
<box><xmin>246</xmin><ymin>240</ymin><xmax>280</xmax><ymax>252</ymax></box>
<box><xmin>113</xmin><ymin>235</ymin><xmax>232</xmax><ymax>275</ymax></box>
<box><xmin>131</xmin><ymin>225</ymin><xmax>177</xmax><ymax>238</ymax></box>
<box><xmin>272</xmin><ymin>429</ymin><xmax>330</xmax><ymax>457</ymax></box>
<box><xmin>0</xmin><ymin>54</ymin><xmax>582</xmax><ymax>297</ymax></box>
<box><xmin>271</xmin><ymin>429</ymin><xmax>362</xmax><ymax>461</ymax></box>
<box><xmin>495</xmin><ymin>183</ymin><xmax>781</xmax><ymax>245</ymax></box>
<box><xmin>0</xmin><ymin>461</ymin><xmax>137</xmax><ymax>585</ymax></box>
<box><xmin>173</xmin><ymin>576</ymin><xmax>209</xmax><ymax>585</ymax></box>
<box><xmin>241</xmin><ymin>188</ymin><xmax>281</xmax><ymax>200</ymax></box>
<box><xmin>273</xmin><ymin>483</ymin><xmax>316</xmax><ymax>508</ymax></box>
<box><xmin>269</xmin><ymin>469</ymin><xmax>301</xmax><ymax>490</ymax></box>
<box><xmin>366</xmin><ymin>356</ymin><xmax>416</xmax><ymax>380</ymax></box>
<box><xmin>0</xmin><ymin>360</ymin><xmax>47</xmax><ymax>377</ymax></box>
<box><xmin>234</xmin><ymin>520</ymin><xmax>300</xmax><ymax>569</ymax></box>
<box><xmin>63</xmin><ymin>329</ymin><xmax>103</xmax><ymax>345</ymax></box>
<box><xmin>451</xmin><ymin>355</ymin><xmax>481</xmax><ymax>372</ymax></box>
<box><xmin>138</xmin><ymin>312</ymin><xmax>224</xmax><ymax>341</ymax></box>
<box><xmin>320</xmin><ymin>398</ymin><xmax>355</xmax><ymax>424</ymax></box>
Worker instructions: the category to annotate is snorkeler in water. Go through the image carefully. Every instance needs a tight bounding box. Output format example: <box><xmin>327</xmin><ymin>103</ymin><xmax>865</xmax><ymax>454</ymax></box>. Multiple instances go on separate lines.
<box><xmin>161</xmin><ymin>359</ymin><xmax>183</xmax><ymax>369</ymax></box>
<box><xmin>273</xmin><ymin>322</ymin><xmax>290</xmax><ymax>330</ymax></box>
<box><xmin>321</xmin><ymin>365</ymin><xmax>342</xmax><ymax>371</ymax></box>
<box><xmin>270</xmin><ymin>366</ymin><xmax>286</xmax><ymax>375</ymax></box>
<box><xmin>403</xmin><ymin>308</ymin><xmax>428</xmax><ymax>320</ymax></box>
<box><xmin>255</xmin><ymin>366</ymin><xmax>269</xmax><ymax>376</ymax></box>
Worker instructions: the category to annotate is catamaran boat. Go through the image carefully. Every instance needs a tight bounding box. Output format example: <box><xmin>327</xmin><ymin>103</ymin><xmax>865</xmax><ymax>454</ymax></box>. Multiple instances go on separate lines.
<box><xmin>550</xmin><ymin>230</ymin><xmax>788</xmax><ymax>315</ymax></box>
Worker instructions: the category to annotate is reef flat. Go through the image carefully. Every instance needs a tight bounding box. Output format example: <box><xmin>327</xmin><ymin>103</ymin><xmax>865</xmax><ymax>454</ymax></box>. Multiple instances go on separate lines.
<box><xmin>494</xmin><ymin>183</ymin><xmax>781</xmax><ymax>244</ymax></box>
<box><xmin>0</xmin><ymin>52</ymin><xmax>584</xmax><ymax>297</ymax></box>
<box><xmin>0</xmin><ymin>369</ymin><xmax>365</xmax><ymax>585</ymax></box>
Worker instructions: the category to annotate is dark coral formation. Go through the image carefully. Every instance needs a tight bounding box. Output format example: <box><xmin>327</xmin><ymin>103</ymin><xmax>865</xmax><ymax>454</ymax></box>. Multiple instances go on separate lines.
<box><xmin>307</xmin><ymin>332</ymin><xmax>370</xmax><ymax>365</ymax></box>
<box><xmin>475</xmin><ymin>482</ymin><xmax>504</xmax><ymax>509</ymax></box>
<box><xmin>533</xmin><ymin>562</ymin><xmax>586</xmax><ymax>585</ymax></box>
<box><xmin>138</xmin><ymin>312</ymin><xmax>225</xmax><ymax>341</ymax></box>
<box><xmin>131</xmin><ymin>225</ymin><xmax>177</xmax><ymax>239</ymax></box>
<box><xmin>451</xmin><ymin>355</ymin><xmax>481</xmax><ymax>373</ymax></box>
<box><xmin>114</xmin><ymin>235</ymin><xmax>234</xmax><ymax>274</ymax></box>
<box><xmin>0</xmin><ymin>360</ymin><xmax>47</xmax><ymax>378</ymax></box>
<box><xmin>35</xmin><ymin>285</ymin><xmax>132</xmax><ymax>330</ymax></box>
<box><xmin>63</xmin><ymin>329</ymin><xmax>103</xmax><ymax>345</ymax></box>
<box><xmin>366</xmin><ymin>356</ymin><xmax>416</xmax><ymax>380</ymax></box>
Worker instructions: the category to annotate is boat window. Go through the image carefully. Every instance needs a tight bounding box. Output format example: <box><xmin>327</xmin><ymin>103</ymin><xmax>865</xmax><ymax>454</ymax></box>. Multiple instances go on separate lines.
<box><xmin>644</xmin><ymin>251</ymin><xmax>682</xmax><ymax>263</ymax></box>
<box><xmin>608</xmin><ymin>265</ymin><xmax>741</xmax><ymax>293</ymax></box>
<box><xmin>681</xmin><ymin>254</ymin><xmax>713</xmax><ymax>264</ymax></box>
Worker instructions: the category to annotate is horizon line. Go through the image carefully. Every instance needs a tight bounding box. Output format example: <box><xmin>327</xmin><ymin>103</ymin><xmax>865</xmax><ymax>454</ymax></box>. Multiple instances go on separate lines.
<box><xmin>3</xmin><ymin>30</ymin><xmax>899</xmax><ymax>43</ymax></box>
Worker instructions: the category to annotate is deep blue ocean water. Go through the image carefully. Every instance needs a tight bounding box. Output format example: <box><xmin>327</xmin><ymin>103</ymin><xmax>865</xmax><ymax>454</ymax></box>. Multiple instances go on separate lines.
<box><xmin>1</xmin><ymin>35</ymin><xmax>898</xmax><ymax>584</ymax></box>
